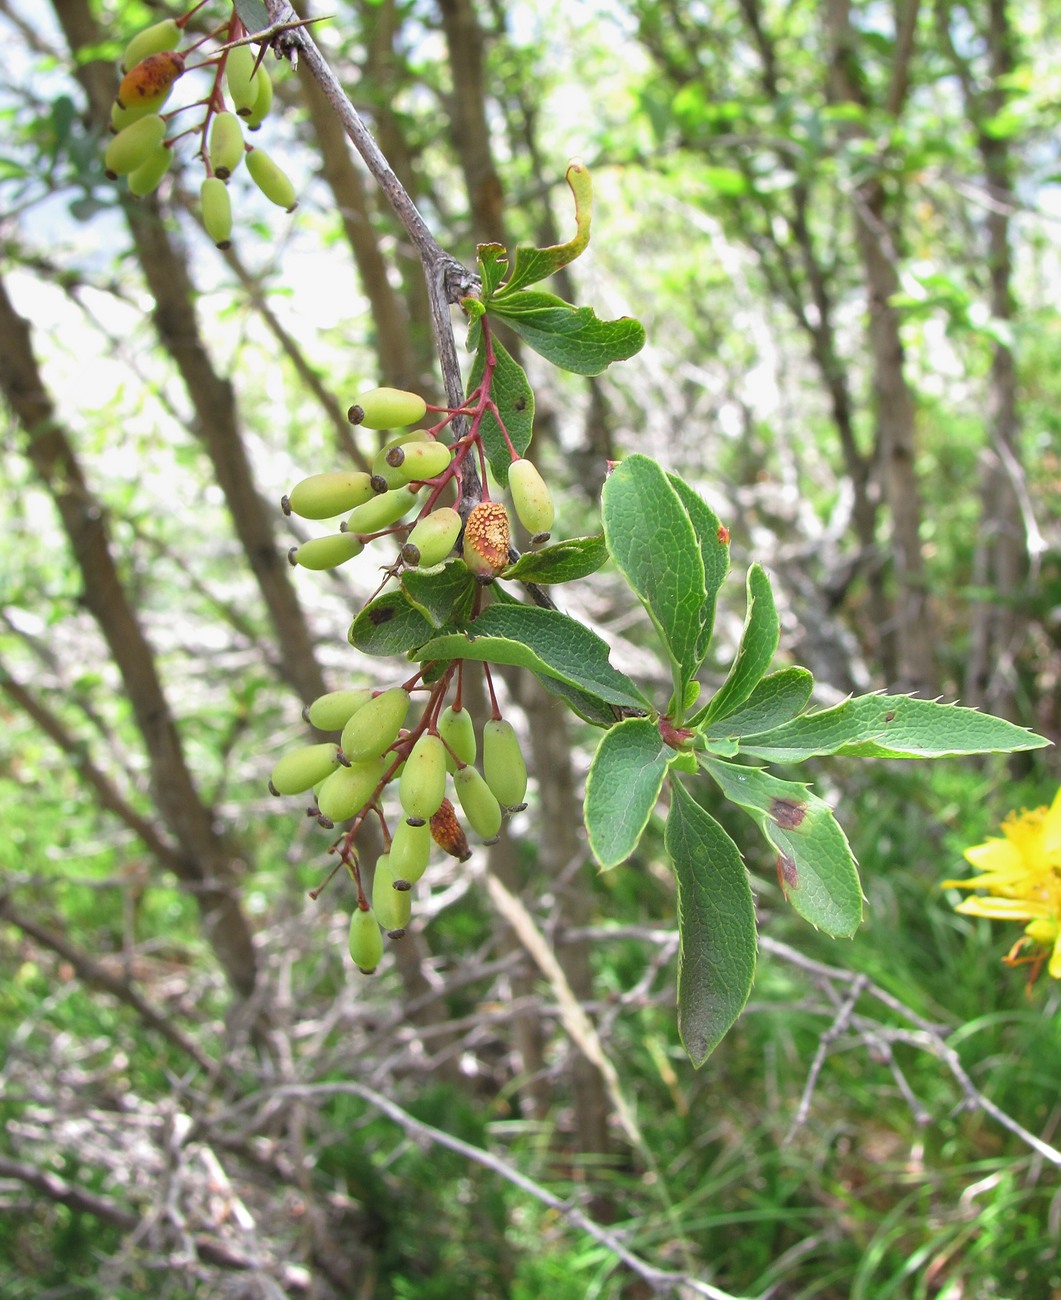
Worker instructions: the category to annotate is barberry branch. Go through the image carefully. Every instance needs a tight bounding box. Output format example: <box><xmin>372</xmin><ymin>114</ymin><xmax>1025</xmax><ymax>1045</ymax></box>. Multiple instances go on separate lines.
<box><xmin>260</xmin><ymin>0</ymin><xmax>477</xmax><ymax>421</ymax></box>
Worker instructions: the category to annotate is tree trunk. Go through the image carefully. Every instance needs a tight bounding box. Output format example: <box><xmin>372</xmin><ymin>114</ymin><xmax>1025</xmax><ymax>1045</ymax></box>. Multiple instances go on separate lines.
<box><xmin>54</xmin><ymin>0</ymin><xmax>328</xmax><ymax>710</ymax></box>
<box><xmin>825</xmin><ymin>0</ymin><xmax>938</xmax><ymax>694</ymax></box>
<box><xmin>0</xmin><ymin>277</ymin><xmax>258</xmax><ymax>997</ymax></box>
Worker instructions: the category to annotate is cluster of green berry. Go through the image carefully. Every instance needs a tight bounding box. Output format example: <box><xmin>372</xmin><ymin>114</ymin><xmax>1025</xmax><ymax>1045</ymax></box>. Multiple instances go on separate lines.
<box><xmin>271</xmin><ymin>686</ymin><xmax>529</xmax><ymax>972</ymax></box>
<box><xmin>104</xmin><ymin>9</ymin><xmax>297</xmax><ymax>246</ymax></box>
<box><xmin>283</xmin><ymin>386</ymin><xmax>553</xmax><ymax>576</ymax></box>
<box><xmin>273</xmin><ymin>381</ymin><xmax>555</xmax><ymax>971</ymax></box>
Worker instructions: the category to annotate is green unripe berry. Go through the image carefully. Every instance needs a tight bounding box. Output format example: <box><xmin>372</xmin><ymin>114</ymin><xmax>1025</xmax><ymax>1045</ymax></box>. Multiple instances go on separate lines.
<box><xmin>246</xmin><ymin>147</ymin><xmax>297</xmax><ymax>211</ymax></box>
<box><xmin>340</xmin><ymin>687</ymin><xmax>410</xmax><ymax>761</ymax></box>
<box><xmin>454</xmin><ymin>765</ymin><xmax>503</xmax><ymax>842</ymax></box>
<box><xmin>209</xmin><ymin>111</ymin><xmax>245</xmax><ymax>180</ymax></box>
<box><xmin>225</xmin><ymin>43</ymin><xmax>259</xmax><ymax>115</ymax></box>
<box><xmin>390</xmin><ymin>818</ymin><xmax>431</xmax><ymax>886</ymax></box>
<box><xmin>399</xmin><ymin>733</ymin><xmax>448</xmax><ymax>824</ymax></box>
<box><xmin>105</xmin><ymin>113</ymin><xmax>166</xmax><ymax>178</ymax></box>
<box><xmin>482</xmin><ymin>718</ymin><xmax>528</xmax><ymax>809</ymax></box>
<box><xmin>403</xmin><ymin>508</ymin><xmax>462</xmax><ymax>570</ymax></box>
<box><xmin>269</xmin><ymin>742</ymin><xmax>342</xmax><ymax>796</ymax></box>
<box><xmin>344</xmin><ymin>486</ymin><xmax>419</xmax><ymax>536</ymax></box>
<box><xmin>372</xmin><ymin>854</ymin><xmax>412</xmax><ymax>936</ymax></box>
<box><xmin>316</xmin><ymin>757</ymin><xmax>386</xmax><ymax>823</ymax></box>
<box><xmin>201</xmin><ymin>176</ymin><xmax>233</xmax><ymax>249</ymax></box>
<box><xmin>438</xmin><ymin>703</ymin><xmax>476</xmax><ymax>773</ymax></box>
<box><xmin>243</xmin><ymin>64</ymin><xmax>273</xmax><ymax>129</ymax></box>
<box><xmin>371</xmin><ymin>433</ymin><xmax>431</xmax><ymax>489</ymax></box>
<box><xmin>110</xmin><ymin>98</ymin><xmax>161</xmax><ymax>131</ymax></box>
<box><xmin>508</xmin><ymin>458</ymin><xmax>554</xmax><ymax>541</ymax></box>
<box><xmin>349</xmin><ymin>906</ymin><xmax>384</xmax><ymax>974</ymax></box>
<box><xmin>305</xmin><ymin>688</ymin><xmax>374</xmax><ymax>732</ymax></box>
<box><xmin>348</xmin><ymin>387</ymin><xmax>428</xmax><ymax>430</ymax></box>
<box><xmin>288</xmin><ymin>532</ymin><xmax>363</xmax><ymax>571</ymax></box>
<box><xmin>285</xmin><ymin>470</ymin><xmax>376</xmax><ymax>520</ymax></box>
<box><xmin>386</xmin><ymin>440</ymin><xmax>452</xmax><ymax>486</ymax></box>
<box><xmin>123</xmin><ymin>19</ymin><xmax>181</xmax><ymax>71</ymax></box>
<box><xmin>127</xmin><ymin>144</ymin><xmax>172</xmax><ymax>197</ymax></box>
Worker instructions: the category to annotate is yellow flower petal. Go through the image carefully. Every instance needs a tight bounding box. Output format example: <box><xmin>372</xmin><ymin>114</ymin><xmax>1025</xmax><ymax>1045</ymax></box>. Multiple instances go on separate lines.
<box><xmin>1044</xmin><ymin>787</ymin><xmax>1061</xmax><ymax>858</ymax></box>
<box><xmin>954</xmin><ymin>896</ymin><xmax>1050</xmax><ymax>921</ymax></box>
<box><xmin>964</xmin><ymin>837</ymin><xmax>1022</xmax><ymax>874</ymax></box>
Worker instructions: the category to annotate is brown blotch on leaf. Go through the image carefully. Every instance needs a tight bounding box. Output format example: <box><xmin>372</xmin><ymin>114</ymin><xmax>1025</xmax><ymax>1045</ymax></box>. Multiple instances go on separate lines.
<box><xmin>368</xmin><ymin>605</ymin><xmax>396</xmax><ymax>626</ymax></box>
<box><xmin>777</xmin><ymin>853</ymin><xmax>798</xmax><ymax>895</ymax></box>
<box><xmin>771</xmin><ymin>797</ymin><xmax>806</xmax><ymax>829</ymax></box>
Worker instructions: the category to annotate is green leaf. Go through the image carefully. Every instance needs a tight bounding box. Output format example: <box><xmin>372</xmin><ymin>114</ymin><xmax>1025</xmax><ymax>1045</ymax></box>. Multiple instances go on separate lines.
<box><xmin>502</xmin><ymin>535</ymin><xmax>608</xmax><ymax>584</ymax></box>
<box><xmin>696</xmin><ymin>565</ymin><xmax>779</xmax><ymax>725</ymax></box>
<box><xmin>476</xmin><ymin>242</ymin><xmax>509</xmax><ymax>299</ymax></box>
<box><xmin>701</xmin><ymin>758</ymin><xmax>863</xmax><ymax>937</ymax></box>
<box><xmin>667</xmin><ymin>474</ymin><xmax>730</xmax><ymax>659</ymax></box>
<box><xmin>348</xmin><ymin>589</ymin><xmax>434</xmax><ymax>657</ymax></box>
<box><xmin>233</xmin><ymin>0</ymin><xmax>270</xmax><ymax>34</ymax></box>
<box><xmin>414</xmin><ymin>603</ymin><xmax>650</xmax><ymax>714</ymax></box>
<box><xmin>703</xmin><ymin>668</ymin><xmax>815</xmax><ymax>739</ymax></box>
<box><xmin>467</xmin><ymin>336</ymin><xmax>534</xmax><ymax>487</ymax></box>
<box><xmin>601</xmin><ymin>454</ymin><xmax>707</xmax><ymax>697</ymax></box>
<box><xmin>665</xmin><ymin>780</ymin><xmax>757</xmax><ymax>1067</ymax></box>
<box><xmin>401</xmin><ymin>561</ymin><xmax>477</xmax><ymax>629</ymax></box>
<box><xmin>586</xmin><ymin>718</ymin><xmax>669</xmax><ymax>869</ymax></box>
<box><xmin>496</xmin><ymin>160</ymin><xmax>592</xmax><ymax>297</ymax></box>
<box><xmin>488</xmin><ymin>290</ymin><xmax>646</xmax><ymax>376</ymax></box>
<box><xmin>737</xmin><ymin>693</ymin><xmax>1050</xmax><ymax>762</ymax></box>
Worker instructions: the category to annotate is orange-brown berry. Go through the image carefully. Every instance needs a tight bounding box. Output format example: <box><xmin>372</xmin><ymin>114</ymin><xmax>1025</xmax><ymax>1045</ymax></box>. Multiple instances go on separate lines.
<box><xmin>462</xmin><ymin>502</ymin><xmax>510</xmax><ymax>579</ymax></box>
<box><xmin>117</xmin><ymin>50</ymin><xmax>184</xmax><ymax>110</ymax></box>
<box><xmin>430</xmin><ymin>797</ymin><xmax>471</xmax><ymax>861</ymax></box>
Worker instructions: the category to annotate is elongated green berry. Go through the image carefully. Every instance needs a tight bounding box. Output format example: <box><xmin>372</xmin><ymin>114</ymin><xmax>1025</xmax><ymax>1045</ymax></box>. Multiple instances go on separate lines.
<box><xmin>285</xmin><ymin>470</ymin><xmax>375</xmax><ymax>520</ymax></box>
<box><xmin>123</xmin><ymin>18</ymin><xmax>181</xmax><ymax>71</ymax></box>
<box><xmin>288</xmin><ymin>532</ymin><xmax>363</xmax><ymax>571</ymax></box>
<box><xmin>111</xmin><ymin>98</ymin><xmax>161</xmax><ymax>131</ymax></box>
<box><xmin>117</xmin><ymin>51</ymin><xmax>184</xmax><ymax>112</ymax></box>
<box><xmin>402</xmin><ymin>507</ymin><xmax>462</xmax><ymax>569</ymax></box>
<box><xmin>340</xmin><ymin>687</ymin><xmax>409</xmax><ymax>761</ymax></box>
<box><xmin>390</xmin><ymin>818</ymin><xmax>431</xmax><ymax>885</ymax></box>
<box><xmin>127</xmin><ymin>144</ymin><xmax>172</xmax><ymax>197</ymax></box>
<box><xmin>399</xmin><ymin>733</ymin><xmax>447</xmax><ymax>824</ymax></box>
<box><xmin>371</xmin><ymin>433</ymin><xmax>431</xmax><ymax>490</ymax></box>
<box><xmin>244</xmin><ymin>64</ymin><xmax>273</xmax><ymax>130</ymax></box>
<box><xmin>201</xmin><ymin>177</ymin><xmax>233</xmax><ymax>249</ymax></box>
<box><xmin>225</xmin><ymin>43</ymin><xmax>258</xmax><ymax>115</ymax></box>
<box><xmin>305</xmin><ymin>688</ymin><xmax>374</xmax><ymax>732</ymax></box>
<box><xmin>372</xmin><ymin>854</ymin><xmax>412</xmax><ymax>935</ymax></box>
<box><xmin>348</xmin><ymin>387</ymin><xmax>427</xmax><ymax>430</ymax></box>
<box><xmin>372</xmin><ymin>432</ymin><xmax>428</xmax><ymax>475</ymax></box>
<box><xmin>462</xmin><ymin>501</ymin><xmax>510</xmax><ymax>579</ymax></box>
<box><xmin>508</xmin><ymin>458</ymin><xmax>554</xmax><ymax>540</ymax></box>
<box><xmin>316</xmin><ymin>756</ymin><xmax>386</xmax><ymax>823</ymax></box>
<box><xmin>349</xmin><ymin>906</ymin><xmax>384</xmax><ymax>973</ymax></box>
<box><xmin>386</xmin><ymin>440</ymin><xmax>452</xmax><ymax>486</ymax></box>
<box><xmin>454</xmin><ymin>765</ymin><xmax>503</xmax><ymax>842</ymax></box>
<box><xmin>482</xmin><ymin>718</ymin><xmax>528</xmax><ymax>809</ymax></box>
<box><xmin>344</xmin><ymin>486</ymin><xmax>419</xmax><ymax>536</ymax></box>
<box><xmin>209</xmin><ymin>111</ymin><xmax>244</xmax><ymax>180</ymax></box>
<box><xmin>105</xmin><ymin>114</ymin><xmax>166</xmax><ymax>178</ymax></box>
<box><xmin>269</xmin><ymin>742</ymin><xmax>342</xmax><ymax>796</ymax></box>
<box><xmin>438</xmin><ymin>703</ymin><xmax>476</xmax><ymax>773</ymax></box>
<box><xmin>246</xmin><ymin>147</ymin><xmax>297</xmax><ymax>211</ymax></box>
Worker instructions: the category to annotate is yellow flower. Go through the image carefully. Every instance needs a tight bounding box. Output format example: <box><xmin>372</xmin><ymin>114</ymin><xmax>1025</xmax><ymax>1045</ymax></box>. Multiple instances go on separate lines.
<box><xmin>942</xmin><ymin>787</ymin><xmax>1061</xmax><ymax>981</ymax></box>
